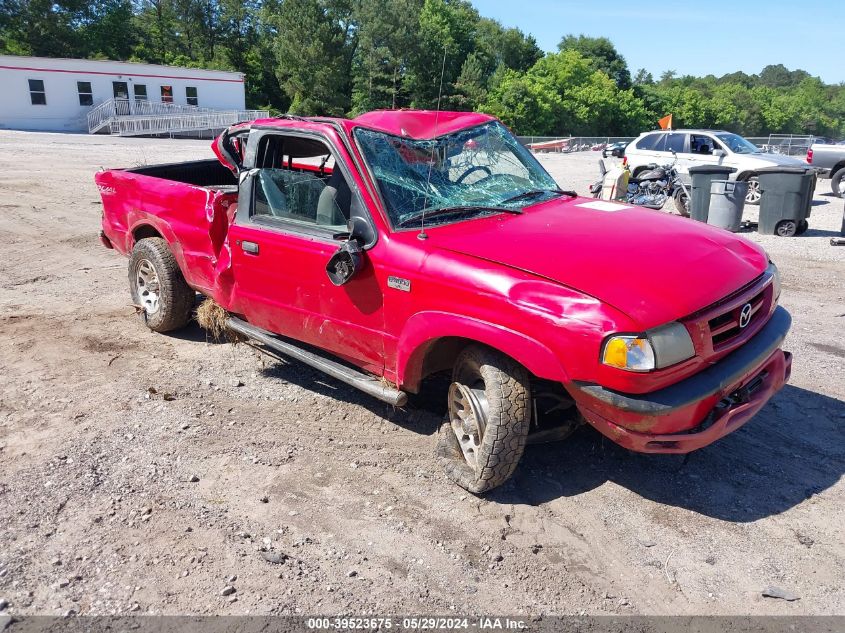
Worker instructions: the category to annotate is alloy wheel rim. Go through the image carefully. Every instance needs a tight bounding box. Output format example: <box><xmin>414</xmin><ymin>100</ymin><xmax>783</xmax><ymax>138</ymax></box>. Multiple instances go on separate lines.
<box><xmin>746</xmin><ymin>179</ymin><xmax>761</xmax><ymax>203</ymax></box>
<box><xmin>136</xmin><ymin>259</ymin><xmax>161</xmax><ymax>314</ymax></box>
<box><xmin>448</xmin><ymin>381</ymin><xmax>489</xmax><ymax>472</ymax></box>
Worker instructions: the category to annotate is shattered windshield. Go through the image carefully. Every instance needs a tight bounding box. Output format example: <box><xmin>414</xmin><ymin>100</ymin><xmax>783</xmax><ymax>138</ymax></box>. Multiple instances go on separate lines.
<box><xmin>354</xmin><ymin>121</ymin><xmax>560</xmax><ymax>229</ymax></box>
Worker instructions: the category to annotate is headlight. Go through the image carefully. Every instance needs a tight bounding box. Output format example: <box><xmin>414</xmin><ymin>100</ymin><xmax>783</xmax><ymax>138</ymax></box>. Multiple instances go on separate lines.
<box><xmin>602</xmin><ymin>322</ymin><xmax>695</xmax><ymax>372</ymax></box>
<box><xmin>768</xmin><ymin>260</ymin><xmax>781</xmax><ymax>302</ymax></box>
<box><xmin>602</xmin><ymin>336</ymin><xmax>656</xmax><ymax>372</ymax></box>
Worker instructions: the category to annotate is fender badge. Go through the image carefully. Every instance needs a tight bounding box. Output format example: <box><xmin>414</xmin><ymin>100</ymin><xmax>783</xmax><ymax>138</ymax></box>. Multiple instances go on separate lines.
<box><xmin>387</xmin><ymin>276</ymin><xmax>411</xmax><ymax>292</ymax></box>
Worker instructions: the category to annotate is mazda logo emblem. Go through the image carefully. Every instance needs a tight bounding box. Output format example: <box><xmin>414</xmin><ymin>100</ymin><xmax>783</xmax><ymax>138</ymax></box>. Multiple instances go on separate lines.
<box><xmin>739</xmin><ymin>303</ymin><xmax>753</xmax><ymax>328</ymax></box>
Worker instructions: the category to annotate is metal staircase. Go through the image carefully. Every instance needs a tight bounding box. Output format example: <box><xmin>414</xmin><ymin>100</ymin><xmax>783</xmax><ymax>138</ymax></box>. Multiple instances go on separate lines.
<box><xmin>87</xmin><ymin>98</ymin><xmax>268</xmax><ymax>136</ymax></box>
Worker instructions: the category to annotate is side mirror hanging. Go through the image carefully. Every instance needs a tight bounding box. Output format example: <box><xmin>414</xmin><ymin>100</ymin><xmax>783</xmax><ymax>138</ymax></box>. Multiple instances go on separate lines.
<box><xmin>326</xmin><ymin>239</ymin><xmax>363</xmax><ymax>286</ymax></box>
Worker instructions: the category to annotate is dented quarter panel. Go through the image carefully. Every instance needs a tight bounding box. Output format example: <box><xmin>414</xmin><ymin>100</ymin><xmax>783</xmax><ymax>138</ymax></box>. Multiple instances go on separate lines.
<box><xmin>95</xmin><ymin>168</ymin><xmax>236</xmax><ymax>298</ymax></box>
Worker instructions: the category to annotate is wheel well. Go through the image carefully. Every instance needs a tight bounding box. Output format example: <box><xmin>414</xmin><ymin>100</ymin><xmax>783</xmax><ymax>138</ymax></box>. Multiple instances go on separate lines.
<box><xmin>415</xmin><ymin>337</ymin><xmax>533</xmax><ymax>392</ymax></box>
<box><xmin>418</xmin><ymin>337</ymin><xmax>475</xmax><ymax>385</ymax></box>
<box><xmin>736</xmin><ymin>171</ymin><xmax>756</xmax><ymax>182</ymax></box>
<box><xmin>831</xmin><ymin>162</ymin><xmax>845</xmax><ymax>177</ymax></box>
<box><xmin>132</xmin><ymin>224</ymin><xmax>163</xmax><ymax>244</ymax></box>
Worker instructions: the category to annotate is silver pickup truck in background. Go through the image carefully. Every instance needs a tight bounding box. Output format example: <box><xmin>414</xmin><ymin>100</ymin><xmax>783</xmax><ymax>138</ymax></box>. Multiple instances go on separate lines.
<box><xmin>807</xmin><ymin>143</ymin><xmax>845</xmax><ymax>197</ymax></box>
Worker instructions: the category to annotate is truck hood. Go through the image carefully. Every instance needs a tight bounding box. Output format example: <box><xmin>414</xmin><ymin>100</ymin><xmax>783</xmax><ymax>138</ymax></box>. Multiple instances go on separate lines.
<box><xmin>427</xmin><ymin>197</ymin><xmax>768</xmax><ymax>329</ymax></box>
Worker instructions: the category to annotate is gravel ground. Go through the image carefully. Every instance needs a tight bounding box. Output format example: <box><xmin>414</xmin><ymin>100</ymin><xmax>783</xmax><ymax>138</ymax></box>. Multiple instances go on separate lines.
<box><xmin>0</xmin><ymin>131</ymin><xmax>843</xmax><ymax>617</ymax></box>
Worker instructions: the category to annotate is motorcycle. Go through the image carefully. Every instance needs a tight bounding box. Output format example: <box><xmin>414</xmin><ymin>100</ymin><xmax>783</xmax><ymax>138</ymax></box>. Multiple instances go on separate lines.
<box><xmin>590</xmin><ymin>153</ymin><xmax>690</xmax><ymax>216</ymax></box>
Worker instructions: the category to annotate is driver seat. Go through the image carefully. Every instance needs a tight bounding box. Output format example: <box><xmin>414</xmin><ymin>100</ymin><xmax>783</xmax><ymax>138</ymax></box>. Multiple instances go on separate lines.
<box><xmin>316</xmin><ymin>168</ymin><xmax>352</xmax><ymax>227</ymax></box>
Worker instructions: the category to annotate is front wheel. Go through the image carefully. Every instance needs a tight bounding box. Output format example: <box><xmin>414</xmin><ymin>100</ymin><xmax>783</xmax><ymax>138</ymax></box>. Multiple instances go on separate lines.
<box><xmin>744</xmin><ymin>176</ymin><xmax>761</xmax><ymax>205</ymax></box>
<box><xmin>128</xmin><ymin>237</ymin><xmax>194</xmax><ymax>332</ymax></box>
<box><xmin>435</xmin><ymin>346</ymin><xmax>531</xmax><ymax>494</ymax></box>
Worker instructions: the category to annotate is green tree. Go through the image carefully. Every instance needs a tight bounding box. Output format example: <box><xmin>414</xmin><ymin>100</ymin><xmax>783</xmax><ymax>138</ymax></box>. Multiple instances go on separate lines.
<box><xmin>350</xmin><ymin>0</ymin><xmax>422</xmax><ymax>113</ymax></box>
<box><xmin>482</xmin><ymin>50</ymin><xmax>648</xmax><ymax>135</ymax></box>
<box><xmin>558</xmin><ymin>34</ymin><xmax>630</xmax><ymax>89</ymax></box>
<box><xmin>0</xmin><ymin>0</ymin><xmax>86</xmax><ymax>56</ymax></box>
<box><xmin>405</xmin><ymin>0</ymin><xmax>479</xmax><ymax>108</ymax></box>
<box><xmin>633</xmin><ymin>68</ymin><xmax>654</xmax><ymax>86</ymax></box>
<box><xmin>474</xmin><ymin>17</ymin><xmax>541</xmax><ymax>76</ymax></box>
<box><xmin>266</xmin><ymin>0</ymin><xmax>355</xmax><ymax>116</ymax></box>
<box><xmin>758</xmin><ymin>63</ymin><xmax>810</xmax><ymax>88</ymax></box>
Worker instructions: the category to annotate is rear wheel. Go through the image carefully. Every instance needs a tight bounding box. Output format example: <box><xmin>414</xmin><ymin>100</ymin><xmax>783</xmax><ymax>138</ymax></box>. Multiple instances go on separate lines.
<box><xmin>128</xmin><ymin>238</ymin><xmax>194</xmax><ymax>332</ymax></box>
<box><xmin>673</xmin><ymin>189</ymin><xmax>690</xmax><ymax>217</ymax></box>
<box><xmin>831</xmin><ymin>167</ymin><xmax>845</xmax><ymax>198</ymax></box>
<box><xmin>744</xmin><ymin>175</ymin><xmax>761</xmax><ymax>205</ymax></box>
<box><xmin>435</xmin><ymin>346</ymin><xmax>531</xmax><ymax>494</ymax></box>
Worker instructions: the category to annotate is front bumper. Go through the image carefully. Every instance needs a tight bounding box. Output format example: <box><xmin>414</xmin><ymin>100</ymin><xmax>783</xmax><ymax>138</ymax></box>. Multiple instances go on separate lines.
<box><xmin>568</xmin><ymin>306</ymin><xmax>792</xmax><ymax>453</ymax></box>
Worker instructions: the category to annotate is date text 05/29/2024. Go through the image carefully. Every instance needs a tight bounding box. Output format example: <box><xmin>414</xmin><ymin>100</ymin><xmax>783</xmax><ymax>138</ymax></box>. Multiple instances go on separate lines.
<box><xmin>306</xmin><ymin>617</ymin><xmax>527</xmax><ymax>630</ymax></box>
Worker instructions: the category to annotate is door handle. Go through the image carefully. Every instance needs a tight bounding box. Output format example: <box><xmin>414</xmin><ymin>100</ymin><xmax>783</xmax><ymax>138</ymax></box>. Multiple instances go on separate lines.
<box><xmin>241</xmin><ymin>240</ymin><xmax>259</xmax><ymax>255</ymax></box>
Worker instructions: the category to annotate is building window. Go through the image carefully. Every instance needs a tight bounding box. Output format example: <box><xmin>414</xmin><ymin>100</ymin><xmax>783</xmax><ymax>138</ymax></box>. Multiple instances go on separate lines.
<box><xmin>186</xmin><ymin>86</ymin><xmax>198</xmax><ymax>106</ymax></box>
<box><xmin>134</xmin><ymin>84</ymin><xmax>148</xmax><ymax>101</ymax></box>
<box><xmin>77</xmin><ymin>81</ymin><xmax>93</xmax><ymax>106</ymax></box>
<box><xmin>28</xmin><ymin>79</ymin><xmax>46</xmax><ymax>105</ymax></box>
<box><xmin>160</xmin><ymin>85</ymin><xmax>173</xmax><ymax>103</ymax></box>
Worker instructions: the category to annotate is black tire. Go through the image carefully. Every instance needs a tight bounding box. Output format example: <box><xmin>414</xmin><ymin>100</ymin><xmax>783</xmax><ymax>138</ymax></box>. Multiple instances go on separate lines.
<box><xmin>744</xmin><ymin>175</ymin><xmax>761</xmax><ymax>206</ymax></box>
<box><xmin>775</xmin><ymin>219</ymin><xmax>798</xmax><ymax>238</ymax></box>
<box><xmin>673</xmin><ymin>189</ymin><xmax>690</xmax><ymax>217</ymax></box>
<box><xmin>831</xmin><ymin>167</ymin><xmax>845</xmax><ymax>198</ymax></box>
<box><xmin>435</xmin><ymin>345</ymin><xmax>531</xmax><ymax>494</ymax></box>
<box><xmin>796</xmin><ymin>219</ymin><xmax>809</xmax><ymax>235</ymax></box>
<box><xmin>128</xmin><ymin>237</ymin><xmax>194</xmax><ymax>332</ymax></box>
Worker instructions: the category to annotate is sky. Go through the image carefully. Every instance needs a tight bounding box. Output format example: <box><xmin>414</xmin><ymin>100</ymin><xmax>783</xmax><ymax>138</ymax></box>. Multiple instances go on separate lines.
<box><xmin>471</xmin><ymin>0</ymin><xmax>844</xmax><ymax>84</ymax></box>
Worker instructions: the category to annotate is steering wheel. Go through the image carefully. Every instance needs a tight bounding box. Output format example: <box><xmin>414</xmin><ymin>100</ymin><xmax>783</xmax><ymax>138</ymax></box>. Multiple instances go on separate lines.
<box><xmin>455</xmin><ymin>165</ymin><xmax>493</xmax><ymax>184</ymax></box>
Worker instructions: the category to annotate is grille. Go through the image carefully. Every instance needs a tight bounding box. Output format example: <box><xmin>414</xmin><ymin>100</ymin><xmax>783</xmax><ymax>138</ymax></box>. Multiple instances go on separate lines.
<box><xmin>708</xmin><ymin>289</ymin><xmax>766</xmax><ymax>350</ymax></box>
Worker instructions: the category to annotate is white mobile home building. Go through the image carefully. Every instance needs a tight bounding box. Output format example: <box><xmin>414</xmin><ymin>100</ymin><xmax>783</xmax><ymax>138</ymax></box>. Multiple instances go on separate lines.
<box><xmin>0</xmin><ymin>55</ymin><xmax>246</xmax><ymax>132</ymax></box>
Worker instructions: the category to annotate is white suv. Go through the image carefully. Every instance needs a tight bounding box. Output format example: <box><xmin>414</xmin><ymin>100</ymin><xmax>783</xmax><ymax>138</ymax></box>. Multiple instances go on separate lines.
<box><xmin>624</xmin><ymin>129</ymin><xmax>809</xmax><ymax>204</ymax></box>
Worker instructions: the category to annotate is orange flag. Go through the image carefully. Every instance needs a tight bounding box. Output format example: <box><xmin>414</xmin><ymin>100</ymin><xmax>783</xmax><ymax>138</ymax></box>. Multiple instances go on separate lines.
<box><xmin>659</xmin><ymin>114</ymin><xmax>673</xmax><ymax>130</ymax></box>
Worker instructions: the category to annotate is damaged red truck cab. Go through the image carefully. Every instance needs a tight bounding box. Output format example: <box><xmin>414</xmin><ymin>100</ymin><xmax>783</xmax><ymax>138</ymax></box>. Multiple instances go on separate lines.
<box><xmin>97</xmin><ymin>110</ymin><xmax>792</xmax><ymax>493</ymax></box>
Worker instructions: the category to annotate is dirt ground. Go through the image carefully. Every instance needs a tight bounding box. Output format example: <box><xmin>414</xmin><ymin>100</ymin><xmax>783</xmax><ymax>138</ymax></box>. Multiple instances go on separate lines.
<box><xmin>0</xmin><ymin>131</ymin><xmax>843</xmax><ymax>617</ymax></box>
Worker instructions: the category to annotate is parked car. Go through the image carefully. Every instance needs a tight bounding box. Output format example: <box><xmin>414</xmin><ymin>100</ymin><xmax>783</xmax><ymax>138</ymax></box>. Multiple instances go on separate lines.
<box><xmin>807</xmin><ymin>142</ymin><xmax>845</xmax><ymax>197</ymax></box>
<box><xmin>96</xmin><ymin>110</ymin><xmax>792</xmax><ymax>494</ymax></box>
<box><xmin>624</xmin><ymin>129</ymin><xmax>809</xmax><ymax>205</ymax></box>
<box><xmin>602</xmin><ymin>141</ymin><xmax>627</xmax><ymax>158</ymax></box>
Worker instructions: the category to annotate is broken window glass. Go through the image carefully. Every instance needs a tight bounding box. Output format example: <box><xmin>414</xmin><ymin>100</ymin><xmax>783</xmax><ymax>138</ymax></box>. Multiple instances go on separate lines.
<box><xmin>354</xmin><ymin>121</ymin><xmax>560</xmax><ymax>229</ymax></box>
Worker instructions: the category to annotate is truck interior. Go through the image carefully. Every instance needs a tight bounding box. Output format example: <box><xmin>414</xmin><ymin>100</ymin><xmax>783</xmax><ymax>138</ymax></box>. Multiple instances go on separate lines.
<box><xmin>251</xmin><ymin>134</ymin><xmax>350</xmax><ymax>230</ymax></box>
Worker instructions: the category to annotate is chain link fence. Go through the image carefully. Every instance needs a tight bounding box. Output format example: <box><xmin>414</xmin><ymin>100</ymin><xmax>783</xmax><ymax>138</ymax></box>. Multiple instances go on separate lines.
<box><xmin>756</xmin><ymin>134</ymin><xmax>815</xmax><ymax>157</ymax></box>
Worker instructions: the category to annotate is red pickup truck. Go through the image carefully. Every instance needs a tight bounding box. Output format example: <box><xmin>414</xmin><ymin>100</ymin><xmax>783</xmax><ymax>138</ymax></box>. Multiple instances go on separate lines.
<box><xmin>96</xmin><ymin>110</ymin><xmax>792</xmax><ymax>493</ymax></box>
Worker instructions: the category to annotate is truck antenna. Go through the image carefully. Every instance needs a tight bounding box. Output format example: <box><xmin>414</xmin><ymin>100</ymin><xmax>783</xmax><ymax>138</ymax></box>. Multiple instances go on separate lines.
<box><xmin>418</xmin><ymin>44</ymin><xmax>448</xmax><ymax>241</ymax></box>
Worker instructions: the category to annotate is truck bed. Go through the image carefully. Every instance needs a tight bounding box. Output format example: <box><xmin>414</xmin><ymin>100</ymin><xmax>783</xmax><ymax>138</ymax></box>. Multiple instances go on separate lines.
<box><xmin>97</xmin><ymin>159</ymin><xmax>239</xmax><ymax>301</ymax></box>
<box><xmin>127</xmin><ymin>159</ymin><xmax>238</xmax><ymax>192</ymax></box>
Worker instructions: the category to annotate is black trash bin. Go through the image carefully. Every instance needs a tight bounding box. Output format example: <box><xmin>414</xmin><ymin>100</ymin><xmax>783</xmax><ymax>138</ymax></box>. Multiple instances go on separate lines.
<box><xmin>688</xmin><ymin>165</ymin><xmax>737</xmax><ymax>222</ymax></box>
<box><xmin>756</xmin><ymin>166</ymin><xmax>815</xmax><ymax>237</ymax></box>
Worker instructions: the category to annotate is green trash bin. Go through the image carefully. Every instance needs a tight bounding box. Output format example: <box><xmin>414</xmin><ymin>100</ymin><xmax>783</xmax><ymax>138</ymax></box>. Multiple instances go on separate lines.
<box><xmin>756</xmin><ymin>167</ymin><xmax>815</xmax><ymax>237</ymax></box>
<box><xmin>688</xmin><ymin>165</ymin><xmax>737</xmax><ymax>223</ymax></box>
